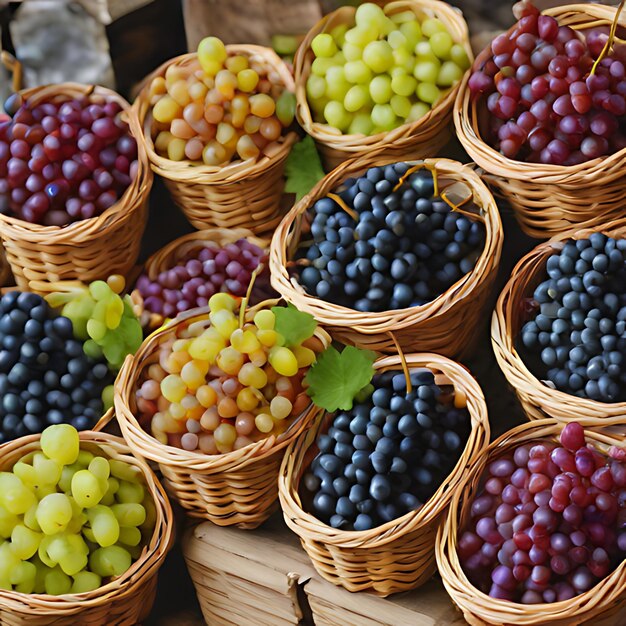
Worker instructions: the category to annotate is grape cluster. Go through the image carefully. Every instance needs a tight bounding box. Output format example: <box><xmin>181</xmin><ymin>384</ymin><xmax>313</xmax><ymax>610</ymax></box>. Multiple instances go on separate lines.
<box><xmin>0</xmin><ymin>94</ymin><xmax>137</xmax><ymax>225</ymax></box>
<box><xmin>303</xmin><ymin>369</ymin><xmax>470</xmax><ymax>531</ymax></box>
<box><xmin>149</xmin><ymin>36</ymin><xmax>295</xmax><ymax>166</ymax></box>
<box><xmin>459</xmin><ymin>423</ymin><xmax>626</xmax><ymax>603</ymax></box>
<box><xmin>0</xmin><ymin>424</ymin><xmax>156</xmax><ymax>595</ymax></box>
<box><xmin>135</xmin><ymin>294</ymin><xmax>323</xmax><ymax>453</ymax></box>
<box><xmin>296</xmin><ymin>162</ymin><xmax>485</xmax><ymax>312</ymax></box>
<box><xmin>468</xmin><ymin>1</ymin><xmax>626</xmax><ymax>164</ymax></box>
<box><xmin>0</xmin><ymin>291</ymin><xmax>114</xmax><ymax>444</ymax></box>
<box><xmin>519</xmin><ymin>234</ymin><xmax>626</xmax><ymax>403</ymax></box>
<box><xmin>135</xmin><ymin>238</ymin><xmax>269</xmax><ymax>320</ymax></box>
<box><xmin>306</xmin><ymin>3</ymin><xmax>470</xmax><ymax>134</ymax></box>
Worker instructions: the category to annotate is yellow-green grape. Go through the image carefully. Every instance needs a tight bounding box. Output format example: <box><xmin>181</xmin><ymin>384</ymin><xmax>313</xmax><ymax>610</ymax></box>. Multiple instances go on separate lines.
<box><xmin>23</xmin><ymin>504</ymin><xmax>41</xmax><ymax>532</ymax></box>
<box><xmin>253</xmin><ymin>309</ymin><xmax>275</xmax><ymax>330</ymax></box>
<box><xmin>393</xmin><ymin>47</ymin><xmax>415</xmax><ymax>74</ymax></box>
<box><xmin>254</xmin><ymin>413</ymin><xmax>274</xmax><ymax>434</ymax></box>
<box><xmin>292</xmin><ymin>345</ymin><xmax>316</xmax><ymax>368</ymax></box>
<box><xmin>0</xmin><ymin>504</ymin><xmax>19</xmax><ymax>538</ymax></box>
<box><xmin>214</xmin><ymin>423</ymin><xmax>237</xmax><ymax>450</ymax></box>
<box><xmin>11</xmin><ymin>524</ymin><xmax>42</xmax><ymax>559</ymax></box>
<box><xmin>77</xmin><ymin>450</ymin><xmax>95</xmax><ymax>468</ymax></box>
<box><xmin>438</xmin><ymin>60</ymin><xmax>464</xmax><ymax>87</ymax></box>
<box><xmin>102</xmin><ymin>384</ymin><xmax>114</xmax><ymax>411</ymax></box>
<box><xmin>306</xmin><ymin>74</ymin><xmax>327</xmax><ymax>101</ymax></box>
<box><xmin>450</xmin><ymin>44</ymin><xmax>470</xmax><ymax>70</ymax></box>
<box><xmin>71</xmin><ymin>571</ymin><xmax>102</xmax><ymax>593</ymax></box>
<box><xmin>153</xmin><ymin>96</ymin><xmax>181</xmax><ymax>124</ymax></box>
<box><xmin>160</xmin><ymin>374</ymin><xmax>187</xmax><ymax>403</ymax></box>
<box><xmin>180</xmin><ymin>360</ymin><xmax>206</xmax><ymax>390</ymax></box>
<box><xmin>118</xmin><ymin>526</ymin><xmax>142</xmax><ymax>547</ymax></box>
<box><xmin>71</xmin><ymin>469</ymin><xmax>104</xmax><ymax>509</ymax></box>
<box><xmin>414</xmin><ymin>57</ymin><xmax>440</xmax><ymax>83</ymax></box>
<box><xmin>400</xmin><ymin>20</ymin><xmax>422</xmax><ymax>49</ymax></box>
<box><xmin>275</xmin><ymin>90</ymin><xmax>296</xmax><ymax>126</ymax></box>
<box><xmin>330</xmin><ymin>23</ymin><xmax>348</xmax><ymax>46</ymax></box>
<box><xmin>33</xmin><ymin>453</ymin><xmax>63</xmax><ymax>486</ymax></box>
<box><xmin>311</xmin><ymin>33</ymin><xmax>337</xmax><ymax>58</ymax></box>
<box><xmin>344</xmin><ymin>85</ymin><xmax>369</xmax><ymax>113</ymax></box>
<box><xmin>10</xmin><ymin>561</ymin><xmax>36</xmax><ymax>593</ymax></box>
<box><xmin>343</xmin><ymin>60</ymin><xmax>372</xmax><ymax>85</ymax></box>
<box><xmin>417</xmin><ymin>82</ymin><xmax>441</xmax><ymax>105</ymax></box>
<box><xmin>371</xmin><ymin>103</ymin><xmax>397</xmax><ymax>130</ymax></box>
<box><xmin>87</xmin><ymin>318</ymin><xmax>107</xmax><ymax>342</ymax></box>
<box><xmin>116</xmin><ymin>481</ymin><xmax>144</xmax><ymax>505</ymax></box>
<box><xmin>342</xmin><ymin>42</ymin><xmax>363</xmax><ymax>62</ymax></box>
<box><xmin>348</xmin><ymin>112</ymin><xmax>374</xmax><ymax>135</ymax></box>
<box><xmin>430</xmin><ymin>31</ymin><xmax>453</xmax><ymax>60</ymax></box>
<box><xmin>88</xmin><ymin>457</ymin><xmax>111</xmax><ymax>492</ymax></box>
<box><xmin>216</xmin><ymin>347</ymin><xmax>244</xmax><ymax>375</ymax></box>
<box><xmin>238</xmin><ymin>363</ymin><xmax>268</xmax><ymax>388</ymax></box>
<box><xmin>100</xmin><ymin>477</ymin><xmax>120</xmax><ymax>507</ymax></box>
<box><xmin>421</xmin><ymin>17</ymin><xmax>447</xmax><ymax>37</ymax></box>
<box><xmin>111</xmin><ymin>503</ymin><xmax>146</xmax><ymax>528</ymax></box>
<box><xmin>391</xmin><ymin>73</ymin><xmax>417</xmax><ymax>97</ymax></box>
<box><xmin>45</xmin><ymin>568</ymin><xmax>72</xmax><ymax>595</ymax></box>
<box><xmin>210</xmin><ymin>309</ymin><xmax>239</xmax><ymax>339</ymax></box>
<box><xmin>36</xmin><ymin>493</ymin><xmax>73</xmax><ymax>535</ymax></box>
<box><xmin>391</xmin><ymin>10</ymin><xmax>416</xmax><ymax>24</ymax></box>
<box><xmin>12</xmin><ymin>461</ymin><xmax>37</xmax><ymax>488</ymax></box>
<box><xmin>236</xmin><ymin>387</ymin><xmax>259</xmax><ymax>411</ymax></box>
<box><xmin>105</xmin><ymin>296</ymin><xmax>124</xmax><ymax>330</ymax></box>
<box><xmin>108</xmin><ymin>459</ymin><xmax>142</xmax><ymax>483</ymax></box>
<box><xmin>355</xmin><ymin>3</ymin><xmax>386</xmax><ymax>29</ymax></box>
<box><xmin>390</xmin><ymin>95</ymin><xmax>412</xmax><ymax>119</ymax></box>
<box><xmin>369</xmin><ymin>75</ymin><xmax>392</xmax><ymax>104</ymax></box>
<box><xmin>197</xmin><ymin>36</ymin><xmax>227</xmax><ymax>75</ymax></box>
<box><xmin>362</xmin><ymin>41</ymin><xmax>394</xmax><ymax>73</ymax></box>
<box><xmin>230</xmin><ymin>329</ymin><xmax>261</xmax><ymax>354</ymax></box>
<box><xmin>87</xmin><ymin>505</ymin><xmax>120</xmax><ymax>547</ymax></box>
<box><xmin>387</xmin><ymin>30</ymin><xmax>407</xmax><ymax>50</ymax></box>
<box><xmin>269</xmin><ymin>347</ymin><xmax>299</xmax><ymax>377</ymax></box>
<box><xmin>324</xmin><ymin>66</ymin><xmax>350</xmax><ymax>101</ymax></box>
<box><xmin>324</xmin><ymin>101</ymin><xmax>352</xmax><ymax>131</ymax></box>
<box><xmin>89</xmin><ymin>545</ymin><xmax>132</xmax><ymax>578</ymax></box>
<box><xmin>270</xmin><ymin>396</ymin><xmax>292</xmax><ymax>421</ymax></box>
<box><xmin>345</xmin><ymin>25</ymin><xmax>378</xmax><ymax>47</ymax></box>
<box><xmin>0</xmin><ymin>473</ymin><xmax>37</xmax><ymax>515</ymax></box>
<box><xmin>209</xmin><ymin>293</ymin><xmax>238</xmax><ymax>312</ymax></box>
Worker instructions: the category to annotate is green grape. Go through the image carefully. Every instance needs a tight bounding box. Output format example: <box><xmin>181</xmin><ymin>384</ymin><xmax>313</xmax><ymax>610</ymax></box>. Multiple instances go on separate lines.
<box><xmin>414</xmin><ymin>58</ymin><xmax>440</xmax><ymax>83</ymax></box>
<box><xmin>12</xmin><ymin>461</ymin><xmax>38</xmax><ymax>488</ymax></box>
<box><xmin>87</xmin><ymin>505</ymin><xmax>120</xmax><ymax>547</ymax></box>
<box><xmin>387</xmin><ymin>30</ymin><xmax>407</xmax><ymax>50</ymax></box>
<box><xmin>89</xmin><ymin>545</ymin><xmax>132</xmax><ymax>578</ymax></box>
<box><xmin>324</xmin><ymin>101</ymin><xmax>352</xmax><ymax>131</ymax></box>
<box><xmin>0</xmin><ymin>543</ymin><xmax>20</xmax><ymax>589</ymax></box>
<box><xmin>44</xmin><ymin>533</ymin><xmax>88</xmax><ymax>576</ymax></box>
<box><xmin>118</xmin><ymin>526</ymin><xmax>142</xmax><ymax>547</ymax></box>
<box><xmin>430</xmin><ymin>31</ymin><xmax>453</xmax><ymax>60</ymax></box>
<box><xmin>276</xmin><ymin>90</ymin><xmax>296</xmax><ymax>126</ymax></box>
<box><xmin>354</xmin><ymin>3</ymin><xmax>386</xmax><ymax>30</ymax></box>
<box><xmin>422</xmin><ymin>17</ymin><xmax>447</xmax><ymax>37</ymax></box>
<box><xmin>450</xmin><ymin>43</ymin><xmax>470</xmax><ymax>70</ymax></box>
<box><xmin>102</xmin><ymin>384</ymin><xmax>114</xmax><ymax>411</ymax></box>
<box><xmin>311</xmin><ymin>57</ymin><xmax>334</xmax><ymax>76</ymax></box>
<box><xmin>58</xmin><ymin>465</ymin><xmax>79</xmax><ymax>494</ymax></box>
<box><xmin>33</xmin><ymin>453</ymin><xmax>63</xmax><ymax>485</ymax></box>
<box><xmin>45</xmin><ymin>567</ymin><xmax>72</xmax><ymax>595</ymax></box>
<box><xmin>344</xmin><ymin>85</ymin><xmax>369</xmax><ymax>112</ymax></box>
<box><xmin>100</xmin><ymin>477</ymin><xmax>120</xmax><ymax>506</ymax></box>
<box><xmin>72</xmin><ymin>470</ymin><xmax>104</xmax><ymax>509</ymax></box>
<box><xmin>0</xmin><ymin>472</ymin><xmax>37</xmax><ymax>515</ymax></box>
<box><xmin>325</xmin><ymin>66</ymin><xmax>350</xmax><ymax>101</ymax></box>
<box><xmin>393</xmin><ymin>48</ymin><xmax>415</xmax><ymax>74</ymax></box>
<box><xmin>391</xmin><ymin>10</ymin><xmax>416</xmax><ymax>25</ymax></box>
<box><xmin>343</xmin><ymin>60</ymin><xmax>371</xmax><ymax>85</ymax></box>
<box><xmin>438</xmin><ymin>60</ymin><xmax>464</xmax><ymax>87</ymax></box>
<box><xmin>83</xmin><ymin>339</ymin><xmax>103</xmax><ymax>359</ymax></box>
<box><xmin>311</xmin><ymin>33</ymin><xmax>337</xmax><ymax>58</ymax></box>
<box><xmin>306</xmin><ymin>74</ymin><xmax>327</xmax><ymax>101</ymax></box>
<box><xmin>391</xmin><ymin>73</ymin><xmax>417</xmax><ymax>97</ymax></box>
<box><xmin>41</xmin><ymin>424</ymin><xmax>80</xmax><ymax>466</ymax></box>
<box><xmin>30</xmin><ymin>555</ymin><xmax>48</xmax><ymax>594</ymax></box>
<box><xmin>400</xmin><ymin>21</ymin><xmax>422</xmax><ymax>49</ymax></box>
<box><xmin>38</xmin><ymin>535</ymin><xmax>57</xmax><ymax>567</ymax></box>
<box><xmin>11</xmin><ymin>561</ymin><xmax>36</xmax><ymax>593</ymax></box>
<box><xmin>24</xmin><ymin>504</ymin><xmax>42</xmax><ymax>532</ymax></box>
<box><xmin>116</xmin><ymin>481</ymin><xmax>144</xmax><ymax>505</ymax></box>
<box><xmin>348</xmin><ymin>112</ymin><xmax>374</xmax><ymax>135</ymax></box>
<box><xmin>140</xmin><ymin>498</ymin><xmax>157</xmax><ymax>534</ymax></box>
<box><xmin>87</xmin><ymin>318</ymin><xmax>107</xmax><ymax>342</ymax></box>
<box><xmin>11</xmin><ymin>524</ymin><xmax>42</xmax><ymax>559</ymax></box>
<box><xmin>362</xmin><ymin>41</ymin><xmax>393</xmax><ymax>73</ymax></box>
<box><xmin>102</xmin><ymin>335</ymin><xmax>126</xmax><ymax>370</ymax></box>
<box><xmin>62</xmin><ymin>296</ymin><xmax>94</xmax><ymax>341</ymax></box>
<box><xmin>104</xmin><ymin>296</ymin><xmax>124</xmax><ymax>330</ymax></box>
<box><xmin>417</xmin><ymin>82</ymin><xmax>441</xmax><ymax>104</ymax></box>
<box><xmin>36</xmin><ymin>493</ymin><xmax>73</xmax><ymax>535</ymax></box>
<box><xmin>330</xmin><ymin>23</ymin><xmax>348</xmax><ymax>46</ymax></box>
<box><xmin>89</xmin><ymin>457</ymin><xmax>110</xmax><ymax>491</ymax></box>
<box><xmin>71</xmin><ymin>571</ymin><xmax>101</xmax><ymax>593</ymax></box>
<box><xmin>109</xmin><ymin>459</ymin><xmax>142</xmax><ymax>483</ymax></box>
<box><xmin>117</xmin><ymin>316</ymin><xmax>143</xmax><ymax>354</ymax></box>
<box><xmin>390</xmin><ymin>94</ymin><xmax>412</xmax><ymax>119</ymax></box>
<box><xmin>415</xmin><ymin>41</ymin><xmax>437</xmax><ymax>59</ymax></box>
<box><xmin>369</xmin><ymin>75</ymin><xmax>393</xmax><ymax>104</ymax></box>
<box><xmin>371</xmin><ymin>103</ymin><xmax>397</xmax><ymax>130</ymax></box>
<box><xmin>0</xmin><ymin>504</ymin><xmax>20</xmax><ymax>538</ymax></box>
<box><xmin>89</xmin><ymin>280</ymin><xmax>112</xmax><ymax>302</ymax></box>
<box><xmin>342</xmin><ymin>42</ymin><xmax>363</xmax><ymax>62</ymax></box>
<box><xmin>111</xmin><ymin>503</ymin><xmax>146</xmax><ymax>528</ymax></box>
<box><xmin>344</xmin><ymin>25</ymin><xmax>378</xmax><ymax>47</ymax></box>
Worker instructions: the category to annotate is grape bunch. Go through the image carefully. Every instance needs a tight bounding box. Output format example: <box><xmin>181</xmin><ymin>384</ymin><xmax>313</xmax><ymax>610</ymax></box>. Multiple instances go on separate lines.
<box><xmin>0</xmin><ymin>93</ymin><xmax>138</xmax><ymax>225</ymax></box>
<box><xmin>148</xmin><ymin>36</ymin><xmax>296</xmax><ymax>166</ymax></box>
<box><xmin>519</xmin><ymin>233</ymin><xmax>626</xmax><ymax>403</ymax></box>
<box><xmin>0</xmin><ymin>291</ymin><xmax>114</xmax><ymax>444</ymax></box>
<box><xmin>459</xmin><ymin>422</ymin><xmax>626</xmax><ymax>603</ymax></box>
<box><xmin>135</xmin><ymin>293</ymin><xmax>324</xmax><ymax>453</ymax></box>
<box><xmin>306</xmin><ymin>3</ymin><xmax>470</xmax><ymax>134</ymax></box>
<box><xmin>135</xmin><ymin>238</ymin><xmax>271</xmax><ymax>321</ymax></box>
<box><xmin>0</xmin><ymin>424</ymin><xmax>156</xmax><ymax>595</ymax></box>
<box><xmin>302</xmin><ymin>369</ymin><xmax>470</xmax><ymax>531</ymax></box>
<box><xmin>47</xmin><ymin>275</ymin><xmax>143</xmax><ymax>371</ymax></box>
<box><xmin>468</xmin><ymin>1</ymin><xmax>626</xmax><ymax>164</ymax></box>
<box><xmin>295</xmin><ymin>162</ymin><xmax>485</xmax><ymax>312</ymax></box>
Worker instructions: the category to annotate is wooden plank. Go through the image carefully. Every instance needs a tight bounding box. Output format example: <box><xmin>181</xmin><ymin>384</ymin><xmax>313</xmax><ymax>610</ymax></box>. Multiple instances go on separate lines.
<box><xmin>182</xmin><ymin>513</ymin><xmax>466</xmax><ymax>626</ymax></box>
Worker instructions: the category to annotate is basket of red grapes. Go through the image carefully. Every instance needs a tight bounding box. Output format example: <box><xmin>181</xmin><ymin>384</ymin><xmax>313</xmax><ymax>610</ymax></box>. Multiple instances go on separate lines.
<box><xmin>278</xmin><ymin>352</ymin><xmax>489</xmax><ymax>596</ymax></box>
<box><xmin>457</xmin><ymin>0</ymin><xmax>626</xmax><ymax>237</ymax></box>
<box><xmin>270</xmin><ymin>156</ymin><xmax>502</xmax><ymax>358</ymax></box>
<box><xmin>493</xmin><ymin>226</ymin><xmax>626</xmax><ymax>426</ymax></box>
<box><xmin>437</xmin><ymin>420</ymin><xmax>626</xmax><ymax>625</ymax></box>
<box><xmin>0</xmin><ymin>82</ymin><xmax>151</xmax><ymax>292</ymax></box>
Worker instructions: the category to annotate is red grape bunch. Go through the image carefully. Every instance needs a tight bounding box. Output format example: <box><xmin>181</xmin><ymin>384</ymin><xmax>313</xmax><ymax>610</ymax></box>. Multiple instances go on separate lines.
<box><xmin>469</xmin><ymin>0</ymin><xmax>626</xmax><ymax>165</ymax></box>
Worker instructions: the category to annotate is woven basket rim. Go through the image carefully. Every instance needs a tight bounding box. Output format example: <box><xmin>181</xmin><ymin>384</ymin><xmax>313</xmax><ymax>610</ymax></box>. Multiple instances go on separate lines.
<box><xmin>436</xmin><ymin>418</ymin><xmax>626</xmax><ymax>624</ymax></box>
<box><xmin>0</xmin><ymin>82</ymin><xmax>151</xmax><ymax>243</ymax></box>
<box><xmin>114</xmin><ymin>302</ymin><xmax>330</xmax><ymax>471</ymax></box>
<box><xmin>0</xmin><ymin>429</ymin><xmax>174</xmax><ymax>613</ymax></box>
<box><xmin>294</xmin><ymin>0</ymin><xmax>473</xmax><ymax>149</ymax></box>
<box><xmin>270</xmin><ymin>156</ymin><xmax>503</xmax><ymax>334</ymax></box>
<box><xmin>491</xmin><ymin>219</ymin><xmax>626</xmax><ymax>422</ymax></box>
<box><xmin>278</xmin><ymin>352</ymin><xmax>490</xmax><ymax>548</ymax></box>
<box><xmin>133</xmin><ymin>46</ymin><xmax>298</xmax><ymax>183</ymax></box>
<box><xmin>454</xmin><ymin>3</ymin><xmax>626</xmax><ymax>183</ymax></box>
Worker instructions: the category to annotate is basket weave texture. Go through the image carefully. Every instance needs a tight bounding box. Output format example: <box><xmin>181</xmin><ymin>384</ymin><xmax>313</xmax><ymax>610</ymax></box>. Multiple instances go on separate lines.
<box><xmin>492</xmin><ymin>220</ymin><xmax>626</xmax><ymax>427</ymax></box>
<box><xmin>270</xmin><ymin>156</ymin><xmax>503</xmax><ymax>357</ymax></box>
<box><xmin>114</xmin><ymin>304</ymin><xmax>330</xmax><ymax>529</ymax></box>
<box><xmin>133</xmin><ymin>47</ymin><xmax>298</xmax><ymax>235</ymax></box>
<box><xmin>437</xmin><ymin>419</ymin><xmax>626</xmax><ymax>626</ymax></box>
<box><xmin>278</xmin><ymin>353</ymin><xmax>490</xmax><ymax>597</ymax></box>
<box><xmin>294</xmin><ymin>0</ymin><xmax>473</xmax><ymax>172</ymax></box>
<box><xmin>0</xmin><ymin>83</ymin><xmax>151</xmax><ymax>294</ymax></box>
<box><xmin>0</xmin><ymin>429</ymin><xmax>174</xmax><ymax>626</ymax></box>
<box><xmin>455</xmin><ymin>4</ymin><xmax>626</xmax><ymax>239</ymax></box>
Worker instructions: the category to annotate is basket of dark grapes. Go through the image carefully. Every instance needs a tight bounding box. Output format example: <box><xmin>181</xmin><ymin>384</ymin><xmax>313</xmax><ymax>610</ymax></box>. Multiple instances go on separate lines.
<box><xmin>492</xmin><ymin>223</ymin><xmax>626</xmax><ymax>427</ymax></box>
<box><xmin>133</xmin><ymin>227</ymin><xmax>273</xmax><ymax>331</ymax></box>
<box><xmin>115</xmin><ymin>293</ymin><xmax>331</xmax><ymax>528</ymax></box>
<box><xmin>0</xmin><ymin>423</ymin><xmax>173</xmax><ymax>625</ymax></box>
<box><xmin>134</xmin><ymin>36</ymin><xmax>298</xmax><ymax>235</ymax></box>
<box><xmin>278</xmin><ymin>350</ymin><xmax>489</xmax><ymax>596</ymax></box>
<box><xmin>457</xmin><ymin>0</ymin><xmax>626</xmax><ymax>238</ymax></box>
<box><xmin>294</xmin><ymin>1</ymin><xmax>472</xmax><ymax>171</ymax></box>
<box><xmin>270</xmin><ymin>156</ymin><xmax>502</xmax><ymax>357</ymax></box>
<box><xmin>437</xmin><ymin>420</ymin><xmax>626</xmax><ymax>625</ymax></box>
<box><xmin>0</xmin><ymin>62</ymin><xmax>151</xmax><ymax>292</ymax></box>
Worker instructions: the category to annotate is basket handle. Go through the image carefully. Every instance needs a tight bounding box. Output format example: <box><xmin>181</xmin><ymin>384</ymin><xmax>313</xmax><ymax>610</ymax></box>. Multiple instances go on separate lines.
<box><xmin>1</xmin><ymin>50</ymin><xmax>23</xmax><ymax>93</ymax></box>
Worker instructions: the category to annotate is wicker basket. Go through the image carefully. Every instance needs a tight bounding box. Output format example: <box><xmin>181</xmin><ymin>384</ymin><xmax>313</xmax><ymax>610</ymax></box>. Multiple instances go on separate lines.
<box><xmin>114</xmin><ymin>304</ymin><xmax>330</xmax><ymax>529</ymax></box>
<box><xmin>278</xmin><ymin>353</ymin><xmax>490</xmax><ymax>597</ymax></box>
<box><xmin>135</xmin><ymin>227</ymin><xmax>270</xmax><ymax>330</ymax></box>
<box><xmin>0</xmin><ymin>428</ymin><xmax>174</xmax><ymax>626</ymax></box>
<box><xmin>492</xmin><ymin>220</ymin><xmax>626</xmax><ymax>427</ymax></box>
<box><xmin>455</xmin><ymin>3</ymin><xmax>626</xmax><ymax>239</ymax></box>
<box><xmin>0</xmin><ymin>83</ymin><xmax>151</xmax><ymax>294</ymax></box>
<box><xmin>437</xmin><ymin>419</ymin><xmax>626</xmax><ymax>626</ymax></box>
<box><xmin>294</xmin><ymin>0</ymin><xmax>473</xmax><ymax>172</ymax></box>
<box><xmin>270</xmin><ymin>155</ymin><xmax>503</xmax><ymax>358</ymax></box>
<box><xmin>134</xmin><ymin>47</ymin><xmax>298</xmax><ymax>235</ymax></box>
<box><xmin>0</xmin><ymin>243</ymin><xmax>13</xmax><ymax>288</ymax></box>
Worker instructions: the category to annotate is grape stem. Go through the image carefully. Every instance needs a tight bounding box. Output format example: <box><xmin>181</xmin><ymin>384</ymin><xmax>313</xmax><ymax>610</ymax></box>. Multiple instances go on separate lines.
<box><xmin>387</xmin><ymin>331</ymin><xmax>412</xmax><ymax>395</ymax></box>
<box><xmin>590</xmin><ymin>0</ymin><xmax>626</xmax><ymax>76</ymax></box>
<box><xmin>327</xmin><ymin>192</ymin><xmax>358</xmax><ymax>221</ymax></box>
<box><xmin>239</xmin><ymin>265</ymin><xmax>261</xmax><ymax>328</ymax></box>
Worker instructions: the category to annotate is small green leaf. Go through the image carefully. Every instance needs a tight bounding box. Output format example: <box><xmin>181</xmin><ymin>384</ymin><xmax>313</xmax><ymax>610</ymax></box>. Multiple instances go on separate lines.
<box><xmin>284</xmin><ymin>135</ymin><xmax>325</xmax><ymax>201</ymax></box>
<box><xmin>272</xmin><ymin>303</ymin><xmax>317</xmax><ymax>347</ymax></box>
<box><xmin>305</xmin><ymin>345</ymin><xmax>377</xmax><ymax>412</ymax></box>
